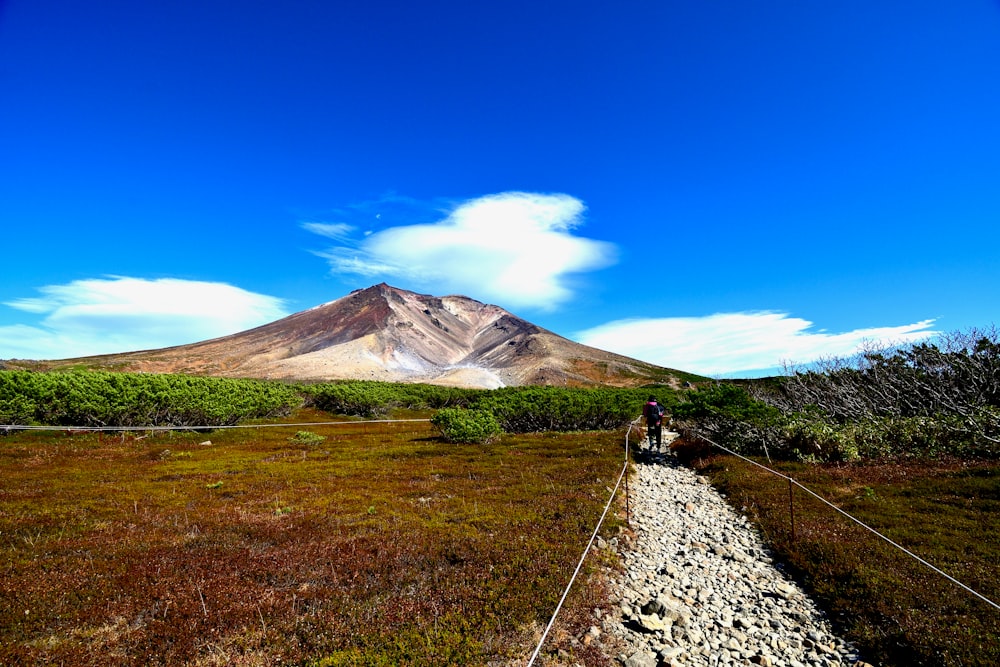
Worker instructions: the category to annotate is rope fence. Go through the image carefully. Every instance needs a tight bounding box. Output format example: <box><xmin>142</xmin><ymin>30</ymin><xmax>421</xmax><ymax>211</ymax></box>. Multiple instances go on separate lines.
<box><xmin>688</xmin><ymin>430</ymin><xmax>1000</xmax><ymax>613</ymax></box>
<box><xmin>529</xmin><ymin>419</ymin><xmax>1000</xmax><ymax>663</ymax></box>
<box><xmin>525</xmin><ymin>416</ymin><xmax>642</xmax><ymax>666</ymax></box>
<box><xmin>10</xmin><ymin>411</ymin><xmax>994</xmax><ymax>658</ymax></box>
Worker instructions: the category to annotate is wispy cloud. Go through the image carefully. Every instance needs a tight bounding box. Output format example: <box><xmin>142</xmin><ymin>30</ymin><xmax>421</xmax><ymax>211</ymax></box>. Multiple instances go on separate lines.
<box><xmin>304</xmin><ymin>192</ymin><xmax>617</xmax><ymax>310</ymax></box>
<box><xmin>575</xmin><ymin>312</ymin><xmax>938</xmax><ymax>377</ymax></box>
<box><xmin>1</xmin><ymin>277</ymin><xmax>289</xmax><ymax>360</ymax></box>
<box><xmin>300</xmin><ymin>222</ymin><xmax>356</xmax><ymax>240</ymax></box>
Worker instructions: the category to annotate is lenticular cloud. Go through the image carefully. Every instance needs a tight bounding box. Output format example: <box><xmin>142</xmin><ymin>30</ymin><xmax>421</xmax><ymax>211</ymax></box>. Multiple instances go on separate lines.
<box><xmin>313</xmin><ymin>192</ymin><xmax>617</xmax><ymax>310</ymax></box>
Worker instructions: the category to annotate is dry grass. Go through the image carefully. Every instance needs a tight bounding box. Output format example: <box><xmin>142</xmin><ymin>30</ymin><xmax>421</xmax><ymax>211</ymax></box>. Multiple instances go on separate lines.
<box><xmin>0</xmin><ymin>409</ymin><xmax>625</xmax><ymax>666</ymax></box>
<box><xmin>675</xmin><ymin>437</ymin><xmax>1000</xmax><ymax>666</ymax></box>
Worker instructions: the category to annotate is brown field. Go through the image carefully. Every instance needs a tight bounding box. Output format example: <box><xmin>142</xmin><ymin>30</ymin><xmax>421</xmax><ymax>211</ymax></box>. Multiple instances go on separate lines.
<box><xmin>675</xmin><ymin>438</ymin><xmax>1000</xmax><ymax>667</ymax></box>
<box><xmin>0</xmin><ymin>410</ymin><xmax>625</xmax><ymax>666</ymax></box>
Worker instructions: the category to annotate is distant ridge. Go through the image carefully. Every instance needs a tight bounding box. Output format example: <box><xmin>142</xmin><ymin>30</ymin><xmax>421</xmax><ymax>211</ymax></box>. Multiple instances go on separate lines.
<box><xmin>12</xmin><ymin>284</ymin><xmax>692</xmax><ymax>389</ymax></box>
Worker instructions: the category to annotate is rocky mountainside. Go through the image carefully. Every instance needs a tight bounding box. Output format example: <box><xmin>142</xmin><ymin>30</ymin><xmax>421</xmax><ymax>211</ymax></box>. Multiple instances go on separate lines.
<box><xmin>20</xmin><ymin>283</ymin><xmax>687</xmax><ymax>388</ymax></box>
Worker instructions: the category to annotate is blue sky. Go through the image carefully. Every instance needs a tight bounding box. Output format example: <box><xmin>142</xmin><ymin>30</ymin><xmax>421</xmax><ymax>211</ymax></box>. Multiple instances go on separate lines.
<box><xmin>2</xmin><ymin>1</ymin><xmax>998</xmax><ymax>377</ymax></box>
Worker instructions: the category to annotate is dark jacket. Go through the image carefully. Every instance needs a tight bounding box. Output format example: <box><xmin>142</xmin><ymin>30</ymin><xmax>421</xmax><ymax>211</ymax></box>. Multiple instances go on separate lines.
<box><xmin>644</xmin><ymin>401</ymin><xmax>663</xmax><ymax>426</ymax></box>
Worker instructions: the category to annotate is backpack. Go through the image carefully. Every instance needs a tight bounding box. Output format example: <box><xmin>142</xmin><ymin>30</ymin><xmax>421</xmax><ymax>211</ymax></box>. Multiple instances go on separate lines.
<box><xmin>645</xmin><ymin>402</ymin><xmax>662</xmax><ymax>423</ymax></box>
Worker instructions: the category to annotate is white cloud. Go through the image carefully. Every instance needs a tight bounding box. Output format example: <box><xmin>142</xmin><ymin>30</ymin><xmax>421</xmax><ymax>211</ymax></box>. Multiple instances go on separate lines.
<box><xmin>307</xmin><ymin>192</ymin><xmax>617</xmax><ymax>310</ymax></box>
<box><xmin>1</xmin><ymin>277</ymin><xmax>289</xmax><ymax>360</ymax></box>
<box><xmin>575</xmin><ymin>312</ymin><xmax>938</xmax><ymax>377</ymax></box>
<box><xmin>300</xmin><ymin>222</ymin><xmax>355</xmax><ymax>240</ymax></box>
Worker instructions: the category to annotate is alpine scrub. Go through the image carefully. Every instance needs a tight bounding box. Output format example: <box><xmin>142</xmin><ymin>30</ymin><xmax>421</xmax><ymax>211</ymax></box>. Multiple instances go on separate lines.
<box><xmin>2</xmin><ymin>370</ymin><xmax>682</xmax><ymax>435</ymax></box>
<box><xmin>471</xmin><ymin>386</ymin><xmax>671</xmax><ymax>433</ymax></box>
<box><xmin>302</xmin><ymin>380</ymin><xmax>480</xmax><ymax>418</ymax></box>
<box><xmin>431</xmin><ymin>408</ymin><xmax>502</xmax><ymax>444</ymax></box>
<box><xmin>0</xmin><ymin>370</ymin><xmax>301</xmax><ymax>427</ymax></box>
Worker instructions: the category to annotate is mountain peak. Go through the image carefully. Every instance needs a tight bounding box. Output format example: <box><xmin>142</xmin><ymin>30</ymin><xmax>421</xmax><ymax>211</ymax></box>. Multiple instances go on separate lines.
<box><xmin>28</xmin><ymin>284</ymin><xmax>682</xmax><ymax>389</ymax></box>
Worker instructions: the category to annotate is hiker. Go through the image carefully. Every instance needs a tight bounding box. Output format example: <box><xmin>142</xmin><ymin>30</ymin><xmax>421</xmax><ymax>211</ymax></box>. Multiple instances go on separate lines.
<box><xmin>643</xmin><ymin>395</ymin><xmax>664</xmax><ymax>450</ymax></box>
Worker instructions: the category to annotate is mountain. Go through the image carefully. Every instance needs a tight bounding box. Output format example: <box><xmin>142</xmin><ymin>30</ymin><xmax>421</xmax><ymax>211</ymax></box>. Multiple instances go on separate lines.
<box><xmin>14</xmin><ymin>284</ymin><xmax>690</xmax><ymax>388</ymax></box>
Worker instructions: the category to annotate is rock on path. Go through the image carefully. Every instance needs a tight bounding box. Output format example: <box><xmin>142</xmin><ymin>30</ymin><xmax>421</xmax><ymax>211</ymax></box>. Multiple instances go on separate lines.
<box><xmin>599</xmin><ymin>437</ymin><xmax>869</xmax><ymax>667</ymax></box>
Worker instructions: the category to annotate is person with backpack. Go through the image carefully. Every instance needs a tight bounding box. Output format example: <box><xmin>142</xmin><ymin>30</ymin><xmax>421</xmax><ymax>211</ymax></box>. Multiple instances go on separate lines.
<box><xmin>643</xmin><ymin>396</ymin><xmax>664</xmax><ymax>450</ymax></box>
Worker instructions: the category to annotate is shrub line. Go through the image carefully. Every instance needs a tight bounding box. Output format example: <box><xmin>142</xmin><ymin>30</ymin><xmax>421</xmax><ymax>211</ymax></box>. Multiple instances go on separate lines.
<box><xmin>690</xmin><ymin>430</ymin><xmax>1000</xmax><ymax>613</ymax></box>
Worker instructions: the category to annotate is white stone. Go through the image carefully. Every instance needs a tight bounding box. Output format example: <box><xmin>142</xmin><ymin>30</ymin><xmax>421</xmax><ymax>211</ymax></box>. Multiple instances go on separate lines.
<box><xmin>601</xmin><ymin>446</ymin><xmax>863</xmax><ymax>667</ymax></box>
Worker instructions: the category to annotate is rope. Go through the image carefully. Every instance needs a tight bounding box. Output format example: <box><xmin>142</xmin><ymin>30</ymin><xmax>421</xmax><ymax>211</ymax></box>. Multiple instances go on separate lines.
<box><xmin>1</xmin><ymin>419</ymin><xmax>431</xmax><ymax>432</ymax></box>
<box><xmin>693</xmin><ymin>432</ymin><xmax>1000</xmax><ymax>613</ymax></box>
<box><xmin>526</xmin><ymin>417</ymin><xmax>642</xmax><ymax>666</ymax></box>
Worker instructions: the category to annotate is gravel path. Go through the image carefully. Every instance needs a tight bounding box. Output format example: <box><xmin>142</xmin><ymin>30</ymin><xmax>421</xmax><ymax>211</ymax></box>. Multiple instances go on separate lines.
<box><xmin>598</xmin><ymin>435</ymin><xmax>870</xmax><ymax>667</ymax></box>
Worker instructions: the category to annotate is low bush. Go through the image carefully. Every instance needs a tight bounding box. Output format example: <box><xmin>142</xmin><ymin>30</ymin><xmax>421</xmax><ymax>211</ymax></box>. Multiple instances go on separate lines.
<box><xmin>472</xmin><ymin>386</ymin><xmax>661</xmax><ymax>433</ymax></box>
<box><xmin>303</xmin><ymin>381</ymin><xmax>481</xmax><ymax>418</ymax></box>
<box><xmin>2</xmin><ymin>370</ymin><xmax>685</xmax><ymax>444</ymax></box>
<box><xmin>289</xmin><ymin>430</ymin><xmax>327</xmax><ymax>445</ymax></box>
<box><xmin>672</xmin><ymin>382</ymin><xmax>785</xmax><ymax>456</ymax></box>
<box><xmin>302</xmin><ymin>381</ymin><xmax>398</xmax><ymax>418</ymax></box>
<box><xmin>676</xmin><ymin>377</ymin><xmax>1000</xmax><ymax>463</ymax></box>
<box><xmin>0</xmin><ymin>370</ymin><xmax>301</xmax><ymax>427</ymax></box>
<box><xmin>431</xmin><ymin>408</ymin><xmax>502</xmax><ymax>444</ymax></box>
<box><xmin>781</xmin><ymin>415</ymin><xmax>859</xmax><ymax>462</ymax></box>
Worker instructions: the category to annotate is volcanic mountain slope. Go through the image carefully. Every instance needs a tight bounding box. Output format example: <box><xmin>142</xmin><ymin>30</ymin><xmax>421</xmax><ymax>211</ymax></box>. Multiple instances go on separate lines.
<box><xmin>24</xmin><ymin>284</ymin><xmax>688</xmax><ymax>388</ymax></box>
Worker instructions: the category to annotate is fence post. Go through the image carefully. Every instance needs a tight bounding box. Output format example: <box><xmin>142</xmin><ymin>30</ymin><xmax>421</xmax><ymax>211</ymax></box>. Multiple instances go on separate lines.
<box><xmin>788</xmin><ymin>478</ymin><xmax>795</xmax><ymax>542</ymax></box>
<box><xmin>625</xmin><ymin>440</ymin><xmax>631</xmax><ymax>527</ymax></box>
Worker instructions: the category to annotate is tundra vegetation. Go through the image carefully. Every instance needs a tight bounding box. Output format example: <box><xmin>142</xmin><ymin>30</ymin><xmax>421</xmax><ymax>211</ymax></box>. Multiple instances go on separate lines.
<box><xmin>0</xmin><ymin>370</ymin><xmax>668</xmax><ymax>437</ymax></box>
<box><xmin>672</xmin><ymin>327</ymin><xmax>1000</xmax><ymax>666</ymax></box>
<box><xmin>0</xmin><ymin>371</ymin><xmax>301</xmax><ymax>428</ymax></box>
<box><xmin>3</xmin><ymin>326</ymin><xmax>999</xmax><ymax>665</ymax></box>
<box><xmin>1</xmin><ymin>371</ymin><xmax>658</xmax><ymax>665</ymax></box>
<box><xmin>0</xmin><ymin>411</ymin><xmax>627</xmax><ymax>665</ymax></box>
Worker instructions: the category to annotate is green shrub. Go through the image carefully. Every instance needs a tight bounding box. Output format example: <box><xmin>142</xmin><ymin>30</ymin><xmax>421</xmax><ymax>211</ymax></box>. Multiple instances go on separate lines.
<box><xmin>431</xmin><ymin>408</ymin><xmax>502</xmax><ymax>444</ymax></box>
<box><xmin>303</xmin><ymin>381</ymin><xmax>395</xmax><ymax>418</ymax></box>
<box><xmin>673</xmin><ymin>382</ymin><xmax>780</xmax><ymax>425</ymax></box>
<box><xmin>782</xmin><ymin>417</ymin><xmax>858</xmax><ymax>462</ymax></box>
<box><xmin>305</xmin><ymin>382</ymin><xmax>668</xmax><ymax>434</ymax></box>
<box><xmin>0</xmin><ymin>370</ymin><xmax>301</xmax><ymax>427</ymax></box>
<box><xmin>672</xmin><ymin>382</ymin><xmax>784</xmax><ymax>455</ymax></box>
<box><xmin>471</xmin><ymin>386</ymin><xmax>654</xmax><ymax>433</ymax></box>
<box><xmin>303</xmin><ymin>381</ymin><xmax>481</xmax><ymax>418</ymax></box>
<box><xmin>779</xmin><ymin>413</ymin><xmax>995</xmax><ymax>462</ymax></box>
<box><xmin>0</xmin><ymin>394</ymin><xmax>36</xmax><ymax>425</ymax></box>
<box><xmin>289</xmin><ymin>430</ymin><xmax>326</xmax><ymax>445</ymax></box>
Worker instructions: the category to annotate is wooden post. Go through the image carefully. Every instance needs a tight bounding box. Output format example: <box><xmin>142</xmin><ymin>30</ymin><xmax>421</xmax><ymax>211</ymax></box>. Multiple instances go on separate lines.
<box><xmin>788</xmin><ymin>478</ymin><xmax>796</xmax><ymax>542</ymax></box>
<box><xmin>625</xmin><ymin>463</ymin><xmax>631</xmax><ymax>527</ymax></box>
<box><xmin>624</xmin><ymin>433</ymin><xmax>631</xmax><ymax>527</ymax></box>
